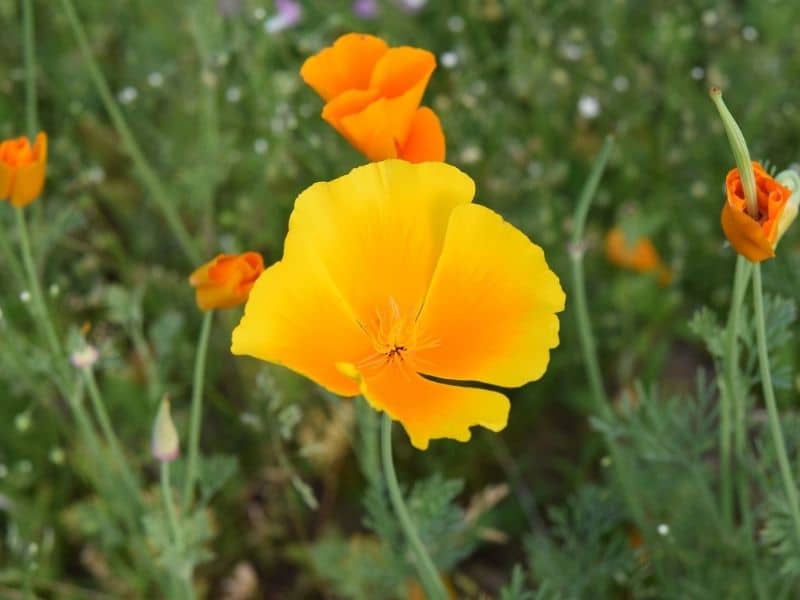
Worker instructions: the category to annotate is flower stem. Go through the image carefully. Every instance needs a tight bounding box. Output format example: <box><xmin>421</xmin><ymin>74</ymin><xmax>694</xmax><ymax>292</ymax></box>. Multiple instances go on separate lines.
<box><xmin>58</xmin><ymin>0</ymin><xmax>200</xmax><ymax>265</ymax></box>
<box><xmin>720</xmin><ymin>256</ymin><xmax>752</xmax><ymax>525</ymax></box>
<box><xmin>182</xmin><ymin>310</ymin><xmax>214</xmax><ymax>513</ymax></box>
<box><xmin>752</xmin><ymin>264</ymin><xmax>800</xmax><ymax>542</ymax></box>
<box><xmin>569</xmin><ymin>136</ymin><xmax>615</xmax><ymax>421</ymax></box>
<box><xmin>380</xmin><ymin>414</ymin><xmax>447</xmax><ymax>600</ymax></box>
<box><xmin>22</xmin><ymin>0</ymin><xmax>37</xmax><ymax>138</ymax></box>
<box><xmin>162</xmin><ymin>461</ymin><xmax>195</xmax><ymax>600</ymax></box>
<box><xmin>568</xmin><ymin>137</ymin><xmax>665</xmax><ymax>577</ymax></box>
<box><xmin>83</xmin><ymin>367</ymin><xmax>140</xmax><ymax>500</ymax></box>
<box><xmin>14</xmin><ymin>207</ymin><xmax>68</xmax><ymax>386</ymax></box>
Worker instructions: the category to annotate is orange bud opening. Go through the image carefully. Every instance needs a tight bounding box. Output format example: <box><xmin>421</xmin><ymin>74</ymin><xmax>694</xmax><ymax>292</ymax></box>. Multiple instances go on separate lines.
<box><xmin>0</xmin><ymin>132</ymin><xmax>47</xmax><ymax>208</ymax></box>
<box><xmin>189</xmin><ymin>252</ymin><xmax>265</xmax><ymax>311</ymax></box>
<box><xmin>721</xmin><ymin>161</ymin><xmax>791</xmax><ymax>262</ymax></box>
<box><xmin>301</xmin><ymin>34</ymin><xmax>445</xmax><ymax>163</ymax></box>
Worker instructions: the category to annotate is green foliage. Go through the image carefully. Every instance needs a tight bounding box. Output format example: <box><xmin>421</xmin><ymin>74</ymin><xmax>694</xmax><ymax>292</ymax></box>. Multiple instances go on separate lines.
<box><xmin>3</xmin><ymin>0</ymin><xmax>800</xmax><ymax>597</ymax></box>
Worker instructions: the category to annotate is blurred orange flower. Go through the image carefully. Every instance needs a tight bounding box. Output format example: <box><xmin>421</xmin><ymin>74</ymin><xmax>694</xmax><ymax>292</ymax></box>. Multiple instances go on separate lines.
<box><xmin>0</xmin><ymin>132</ymin><xmax>47</xmax><ymax>208</ymax></box>
<box><xmin>721</xmin><ymin>161</ymin><xmax>791</xmax><ymax>262</ymax></box>
<box><xmin>301</xmin><ymin>33</ymin><xmax>445</xmax><ymax>163</ymax></box>
<box><xmin>605</xmin><ymin>227</ymin><xmax>672</xmax><ymax>286</ymax></box>
<box><xmin>190</xmin><ymin>252</ymin><xmax>265</xmax><ymax>311</ymax></box>
<box><xmin>232</xmin><ymin>160</ymin><xmax>565</xmax><ymax>449</ymax></box>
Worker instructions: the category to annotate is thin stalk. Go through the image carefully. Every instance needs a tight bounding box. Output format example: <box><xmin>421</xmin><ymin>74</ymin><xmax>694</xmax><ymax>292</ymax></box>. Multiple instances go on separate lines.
<box><xmin>381</xmin><ymin>415</ymin><xmax>447</xmax><ymax>600</ymax></box>
<box><xmin>162</xmin><ymin>462</ymin><xmax>194</xmax><ymax>600</ymax></box>
<box><xmin>720</xmin><ymin>256</ymin><xmax>752</xmax><ymax>525</ymax></box>
<box><xmin>22</xmin><ymin>0</ymin><xmax>37</xmax><ymax>138</ymax></box>
<box><xmin>753</xmin><ymin>264</ymin><xmax>800</xmax><ymax>542</ymax></box>
<box><xmin>83</xmin><ymin>367</ymin><xmax>140</xmax><ymax>500</ymax></box>
<box><xmin>14</xmin><ymin>208</ymin><xmax>68</xmax><ymax>387</ymax></box>
<box><xmin>58</xmin><ymin>0</ymin><xmax>200</xmax><ymax>265</ymax></box>
<box><xmin>182</xmin><ymin>310</ymin><xmax>213</xmax><ymax>513</ymax></box>
<box><xmin>569</xmin><ymin>136</ymin><xmax>615</xmax><ymax>420</ymax></box>
<box><xmin>568</xmin><ymin>137</ymin><xmax>667</xmax><ymax>579</ymax></box>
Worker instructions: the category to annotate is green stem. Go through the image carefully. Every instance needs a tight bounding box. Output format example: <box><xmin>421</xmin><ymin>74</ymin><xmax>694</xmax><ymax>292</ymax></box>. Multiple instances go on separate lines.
<box><xmin>182</xmin><ymin>310</ymin><xmax>213</xmax><ymax>513</ymax></box>
<box><xmin>753</xmin><ymin>264</ymin><xmax>800</xmax><ymax>542</ymax></box>
<box><xmin>380</xmin><ymin>414</ymin><xmax>447</xmax><ymax>600</ymax></box>
<box><xmin>22</xmin><ymin>0</ymin><xmax>37</xmax><ymax>138</ymax></box>
<box><xmin>568</xmin><ymin>137</ymin><xmax>666</xmax><ymax>578</ymax></box>
<box><xmin>58</xmin><ymin>0</ymin><xmax>200</xmax><ymax>265</ymax></box>
<box><xmin>720</xmin><ymin>256</ymin><xmax>752</xmax><ymax>525</ymax></box>
<box><xmin>14</xmin><ymin>207</ymin><xmax>68</xmax><ymax>386</ymax></box>
<box><xmin>569</xmin><ymin>136</ymin><xmax>615</xmax><ymax>420</ymax></box>
<box><xmin>83</xmin><ymin>367</ymin><xmax>140</xmax><ymax>500</ymax></box>
<box><xmin>162</xmin><ymin>461</ymin><xmax>194</xmax><ymax>600</ymax></box>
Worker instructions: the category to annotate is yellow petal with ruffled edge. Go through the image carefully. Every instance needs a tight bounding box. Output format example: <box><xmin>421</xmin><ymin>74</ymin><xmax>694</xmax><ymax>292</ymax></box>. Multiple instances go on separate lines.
<box><xmin>413</xmin><ymin>204</ymin><xmax>565</xmax><ymax>387</ymax></box>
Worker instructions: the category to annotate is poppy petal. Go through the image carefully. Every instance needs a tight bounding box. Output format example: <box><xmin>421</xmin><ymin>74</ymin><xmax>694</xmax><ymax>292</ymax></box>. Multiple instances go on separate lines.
<box><xmin>720</xmin><ymin>201</ymin><xmax>775</xmax><ymax>262</ymax></box>
<box><xmin>287</xmin><ymin>160</ymin><xmax>475</xmax><ymax>324</ymax></box>
<box><xmin>414</xmin><ymin>204</ymin><xmax>565</xmax><ymax>387</ymax></box>
<box><xmin>231</xmin><ymin>231</ymin><xmax>372</xmax><ymax>396</ymax></box>
<box><xmin>360</xmin><ymin>360</ymin><xmax>510</xmax><ymax>450</ymax></box>
<box><xmin>398</xmin><ymin>107</ymin><xmax>445</xmax><ymax>163</ymax></box>
<box><xmin>300</xmin><ymin>33</ymin><xmax>388</xmax><ymax>102</ymax></box>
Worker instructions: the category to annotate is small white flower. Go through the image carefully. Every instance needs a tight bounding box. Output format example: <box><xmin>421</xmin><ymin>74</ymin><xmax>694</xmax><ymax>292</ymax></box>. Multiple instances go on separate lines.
<box><xmin>19</xmin><ymin>290</ymin><xmax>31</xmax><ymax>303</ymax></box>
<box><xmin>742</xmin><ymin>26</ymin><xmax>758</xmax><ymax>42</ymax></box>
<box><xmin>657</xmin><ymin>523</ymin><xmax>670</xmax><ymax>536</ymax></box>
<box><xmin>70</xmin><ymin>345</ymin><xmax>99</xmax><ymax>370</ymax></box>
<box><xmin>254</xmin><ymin>138</ymin><xmax>269</xmax><ymax>155</ymax></box>
<box><xmin>226</xmin><ymin>86</ymin><xmax>242</xmax><ymax>103</ymax></box>
<box><xmin>147</xmin><ymin>72</ymin><xmax>164</xmax><ymax>88</ymax></box>
<box><xmin>440</xmin><ymin>51</ymin><xmax>459</xmax><ymax>69</ymax></box>
<box><xmin>118</xmin><ymin>86</ymin><xmax>138</xmax><ymax>104</ymax></box>
<box><xmin>690</xmin><ymin>66</ymin><xmax>705</xmax><ymax>81</ymax></box>
<box><xmin>578</xmin><ymin>95</ymin><xmax>600</xmax><ymax>119</ymax></box>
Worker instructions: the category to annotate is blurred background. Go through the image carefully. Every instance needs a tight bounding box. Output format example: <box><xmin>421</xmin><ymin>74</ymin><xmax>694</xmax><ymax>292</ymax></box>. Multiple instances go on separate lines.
<box><xmin>2</xmin><ymin>0</ymin><xmax>800</xmax><ymax>597</ymax></box>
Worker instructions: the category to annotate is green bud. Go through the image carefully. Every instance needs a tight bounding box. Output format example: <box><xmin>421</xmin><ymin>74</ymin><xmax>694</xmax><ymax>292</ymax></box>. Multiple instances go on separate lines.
<box><xmin>152</xmin><ymin>397</ymin><xmax>179</xmax><ymax>462</ymax></box>
<box><xmin>776</xmin><ymin>170</ymin><xmax>800</xmax><ymax>246</ymax></box>
<box><xmin>710</xmin><ymin>87</ymin><xmax>758</xmax><ymax>218</ymax></box>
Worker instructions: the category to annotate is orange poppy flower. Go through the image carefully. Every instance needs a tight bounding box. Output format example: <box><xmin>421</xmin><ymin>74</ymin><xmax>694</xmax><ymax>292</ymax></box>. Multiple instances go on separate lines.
<box><xmin>604</xmin><ymin>227</ymin><xmax>672</xmax><ymax>286</ymax></box>
<box><xmin>231</xmin><ymin>160</ymin><xmax>565</xmax><ymax>449</ymax></box>
<box><xmin>301</xmin><ymin>33</ymin><xmax>445</xmax><ymax>163</ymax></box>
<box><xmin>721</xmin><ymin>161</ymin><xmax>792</xmax><ymax>262</ymax></box>
<box><xmin>189</xmin><ymin>252</ymin><xmax>265</xmax><ymax>311</ymax></box>
<box><xmin>0</xmin><ymin>132</ymin><xmax>47</xmax><ymax>208</ymax></box>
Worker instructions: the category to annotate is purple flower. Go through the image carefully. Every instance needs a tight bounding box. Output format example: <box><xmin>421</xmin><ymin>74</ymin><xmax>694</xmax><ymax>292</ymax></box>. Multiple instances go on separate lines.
<box><xmin>265</xmin><ymin>0</ymin><xmax>302</xmax><ymax>33</ymax></box>
<box><xmin>353</xmin><ymin>0</ymin><xmax>379</xmax><ymax>19</ymax></box>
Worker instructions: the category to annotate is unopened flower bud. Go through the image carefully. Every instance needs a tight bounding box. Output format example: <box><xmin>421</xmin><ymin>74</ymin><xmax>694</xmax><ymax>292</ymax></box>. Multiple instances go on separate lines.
<box><xmin>152</xmin><ymin>398</ymin><xmax>179</xmax><ymax>462</ymax></box>
<box><xmin>775</xmin><ymin>169</ymin><xmax>800</xmax><ymax>245</ymax></box>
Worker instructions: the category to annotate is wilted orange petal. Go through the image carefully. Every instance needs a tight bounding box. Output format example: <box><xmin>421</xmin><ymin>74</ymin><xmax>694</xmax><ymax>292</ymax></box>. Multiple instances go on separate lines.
<box><xmin>721</xmin><ymin>201</ymin><xmax>775</xmax><ymax>262</ymax></box>
<box><xmin>398</xmin><ymin>107</ymin><xmax>445</xmax><ymax>163</ymax></box>
<box><xmin>360</xmin><ymin>360</ymin><xmax>510</xmax><ymax>450</ymax></box>
<box><xmin>414</xmin><ymin>204</ymin><xmax>565</xmax><ymax>387</ymax></box>
<box><xmin>231</xmin><ymin>233</ymin><xmax>372</xmax><ymax>396</ymax></box>
<box><xmin>287</xmin><ymin>160</ymin><xmax>475</xmax><ymax>324</ymax></box>
<box><xmin>300</xmin><ymin>33</ymin><xmax>389</xmax><ymax>102</ymax></box>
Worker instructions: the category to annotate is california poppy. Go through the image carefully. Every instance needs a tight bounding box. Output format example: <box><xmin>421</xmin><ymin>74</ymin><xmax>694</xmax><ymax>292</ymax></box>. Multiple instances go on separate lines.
<box><xmin>0</xmin><ymin>132</ymin><xmax>47</xmax><ymax>208</ymax></box>
<box><xmin>301</xmin><ymin>33</ymin><xmax>445</xmax><ymax>163</ymax></box>
<box><xmin>232</xmin><ymin>160</ymin><xmax>565</xmax><ymax>449</ymax></box>
<box><xmin>721</xmin><ymin>161</ymin><xmax>792</xmax><ymax>262</ymax></box>
<box><xmin>189</xmin><ymin>252</ymin><xmax>265</xmax><ymax>311</ymax></box>
<box><xmin>605</xmin><ymin>226</ymin><xmax>672</xmax><ymax>286</ymax></box>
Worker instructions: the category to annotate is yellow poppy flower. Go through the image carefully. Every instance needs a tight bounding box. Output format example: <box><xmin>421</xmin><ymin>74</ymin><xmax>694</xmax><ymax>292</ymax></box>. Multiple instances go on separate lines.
<box><xmin>231</xmin><ymin>160</ymin><xmax>565</xmax><ymax>449</ymax></box>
